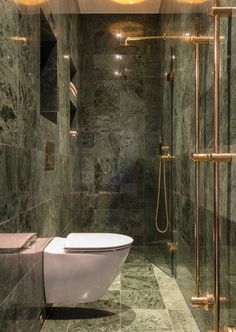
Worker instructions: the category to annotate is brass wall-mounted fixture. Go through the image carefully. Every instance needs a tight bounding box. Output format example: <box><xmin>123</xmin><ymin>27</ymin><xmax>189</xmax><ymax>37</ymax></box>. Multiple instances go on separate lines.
<box><xmin>208</xmin><ymin>6</ymin><xmax>236</xmax><ymax>17</ymax></box>
<box><xmin>191</xmin><ymin>294</ymin><xmax>226</xmax><ymax>308</ymax></box>
<box><xmin>191</xmin><ymin>293</ymin><xmax>214</xmax><ymax>308</ymax></box>
<box><xmin>160</xmin><ymin>145</ymin><xmax>175</xmax><ymax>160</ymax></box>
<box><xmin>167</xmin><ymin>241</ymin><xmax>177</xmax><ymax>253</ymax></box>
<box><xmin>190</xmin><ymin>153</ymin><xmax>236</xmax><ymax>163</ymax></box>
<box><xmin>167</xmin><ymin>70</ymin><xmax>176</xmax><ymax>81</ymax></box>
<box><xmin>124</xmin><ymin>34</ymin><xmax>213</xmax><ymax>46</ymax></box>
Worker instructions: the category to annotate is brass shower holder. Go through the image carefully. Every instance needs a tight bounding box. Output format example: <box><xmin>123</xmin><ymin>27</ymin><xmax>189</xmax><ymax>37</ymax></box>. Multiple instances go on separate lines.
<box><xmin>190</xmin><ymin>153</ymin><xmax>236</xmax><ymax>163</ymax></box>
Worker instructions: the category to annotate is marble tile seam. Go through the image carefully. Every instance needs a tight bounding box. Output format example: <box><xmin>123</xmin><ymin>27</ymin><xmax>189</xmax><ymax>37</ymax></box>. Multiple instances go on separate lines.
<box><xmin>0</xmin><ymin>261</ymin><xmax>37</xmax><ymax>306</ymax></box>
<box><xmin>0</xmin><ymin>193</ymin><xmax>61</xmax><ymax>227</ymax></box>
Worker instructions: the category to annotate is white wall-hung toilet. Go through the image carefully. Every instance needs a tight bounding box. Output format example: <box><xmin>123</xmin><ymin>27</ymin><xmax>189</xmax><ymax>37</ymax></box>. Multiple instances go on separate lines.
<box><xmin>43</xmin><ymin>233</ymin><xmax>133</xmax><ymax>304</ymax></box>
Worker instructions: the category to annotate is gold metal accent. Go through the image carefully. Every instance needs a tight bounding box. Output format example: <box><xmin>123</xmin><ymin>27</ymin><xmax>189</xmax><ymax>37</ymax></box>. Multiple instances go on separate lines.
<box><xmin>208</xmin><ymin>7</ymin><xmax>236</xmax><ymax>17</ymax></box>
<box><xmin>167</xmin><ymin>70</ymin><xmax>176</xmax><ymax>81</ymax></box>
<box><xmin>224</xmin><ymin>327</ymin><xmax>236</xmax><ymax>332</ymax></box>
<box><xmin>124</xmin><ymin>34</ymin><xmax>213</xmax><ymax>46</ymax></box>
<box><xmin>194</xmin><ymin>17</ymin><xmax>201</xmax><ymax>299</ymax></box>
<box><xmin>191</xmin><ymin>294</ymin><xmax>214</xmax><ymax>307</ymax></box>
<box><xmin>160</xmin><ymin>154</ymin><xmax>175</xmax><ymax>160</ymax></box>
<box><xmin>160</xmin><ymin>145</ymin><xmax>175</xmax><ymax>160</ymax></box>
<box><xmin>45</xmin><ymin>141</ymin><xmax>55</xmax><ymax>171</ymax></box>
<box><xmin>161</xmin><ymin>145</ymin><xmax>170</xmax><ymax>151</ymax></box>
<box><xmin>191</xmin><ymin>294</ymin><xmax>226</xmax><ymax>312</ymax></box>
<box><xmin>190</xmin><ymin>153</ymin><xmax>235</xmax><ymax>163</ymax></box>
<box><xmin>213</xmin><ymin>2</ymin><xmax>220</xmax><ymax>330</ymax></box>
<box><xmin>167</xmin><ymin>242</ymin><xmax>177</xmax><ymax>253</ymax></box>
<box><xmin>190</xmin><ymin>36</ymin><xmax>211</xmax><ymax>45</ymax></box>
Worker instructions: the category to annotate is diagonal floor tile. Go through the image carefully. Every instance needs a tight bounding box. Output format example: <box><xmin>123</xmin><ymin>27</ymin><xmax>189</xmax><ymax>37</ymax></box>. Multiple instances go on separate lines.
<box><xmin>77</xmin><ymin>290</ymin><xmax>121</xmax><ymax>310</ymax></box>
<box><xmin>121</xmin><ymin>309</ymin><xmax>174</xmax><ymax>331</ymax></box>
<box><xmin>41</xmin><ymin>320</ymin><xmax>70</xmax><ymax>332</ymax></box>
<box><xmin>168</xmin><ymin>310</ymin><xmax>200</xmax><ymax>332</ymax></box>
<box><xmin>121</xmin><ymin>290</ymin><xmax>165</xmax><ymax>309</ymax></box>
<box><xmin>121</xmin><ymin>264</ymin><xmax>154</xmax><ymax>277</ymax></box>
<box><xmin>67</xmin><ymin>309</ymin><xmax>121</xmax><ymax>332</ymax></box>
<box><xmin>121</xmin><ymin>275</ymin><xmax>159</xmax><ymax>291</ymax></box>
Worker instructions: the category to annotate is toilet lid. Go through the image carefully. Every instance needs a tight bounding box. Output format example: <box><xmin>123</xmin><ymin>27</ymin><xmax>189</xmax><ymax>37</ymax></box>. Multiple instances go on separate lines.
<box><xmin>64</xmin><ymin>233</ymin><xmax>133</xmax><ymax>251</ymax></box>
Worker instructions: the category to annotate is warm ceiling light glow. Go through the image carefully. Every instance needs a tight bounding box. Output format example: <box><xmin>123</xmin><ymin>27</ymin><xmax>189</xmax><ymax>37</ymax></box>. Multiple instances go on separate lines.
<box><xmin>177</xmin><ymin>0</ymin><xmax>207</xmax><ymax>3</ymax></box>
<box><xmin>116</xmin><ymin>33</ymin><xmax>123</xmax><ymax>38</ymax></box>
<box><xmin>14</xmin><ymin>0</ymin><xmax>46</xmax><ymax>5</ymax></box>
<box><xmin>112</xmin><ymin>0</ymin><xmax>144</xmax><ymax>4</ymax></box>
<box><xmin>109</xmin><ymin>21</ymin><xmax>144</xmax><ymax>38</ymax></box>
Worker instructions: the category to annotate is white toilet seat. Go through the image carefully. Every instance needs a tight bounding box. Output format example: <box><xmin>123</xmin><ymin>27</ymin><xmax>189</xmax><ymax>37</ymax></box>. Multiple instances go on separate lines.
<box><xmin>64</xmin><ymin>233</ymin><xmax>133</xmax><ymax>252</ymax></box>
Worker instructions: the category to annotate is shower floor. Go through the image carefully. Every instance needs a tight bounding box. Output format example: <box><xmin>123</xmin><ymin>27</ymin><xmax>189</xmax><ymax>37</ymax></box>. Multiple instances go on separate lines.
<box><xmin>41</xmin><ymin>246</ymin><xmax>199</xmax><ymax>332</ymax></box>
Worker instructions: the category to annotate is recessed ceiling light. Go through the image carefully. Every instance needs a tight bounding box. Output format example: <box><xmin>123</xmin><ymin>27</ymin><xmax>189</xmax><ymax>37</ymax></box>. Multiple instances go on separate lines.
<box><xmin>14</xmin><ymin>0</ymin><xmax>46</xmax><ymax>5</ymax></box>
<box><xmin>112</xmin><ymin>0</ymin><xmax>144</xmax><ymax>5</ymax></box>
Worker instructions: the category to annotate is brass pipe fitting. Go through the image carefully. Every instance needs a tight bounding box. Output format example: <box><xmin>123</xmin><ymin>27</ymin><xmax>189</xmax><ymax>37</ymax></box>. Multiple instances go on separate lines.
<box><xmin>160</xmin><ymin>154</ymin><xmax>176</xmax><ymax>160</ymax></box>
<box><xmin>190</xmin><ymin>153</ymin><xmax>235</xmax><ymax>163</ymax></box>
<box><xmin>191</xmin><ymin>294</ymin><xmax>214</xmax><ymax>306</ymax></box>
<box><xmin>191</xmin><ymin>294</ymin><xmax>227</xmax><ymax>306</ymax></box>
<box><xmin>190</xmin><ymin>36</ymin><xmax>212</xmax><ymax>45</ymax></box>
<box><xmin>208</xmin><ymin>6</ymin><xmax>236</xmax><ymax>17</ymax></box>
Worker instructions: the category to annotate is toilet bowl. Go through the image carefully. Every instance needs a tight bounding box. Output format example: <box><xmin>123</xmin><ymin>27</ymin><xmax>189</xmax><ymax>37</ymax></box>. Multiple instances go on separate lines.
<box><xmin>43</xmin><ymin>233</ymin><xmax>133</xmax><ymax>304</ymax></box>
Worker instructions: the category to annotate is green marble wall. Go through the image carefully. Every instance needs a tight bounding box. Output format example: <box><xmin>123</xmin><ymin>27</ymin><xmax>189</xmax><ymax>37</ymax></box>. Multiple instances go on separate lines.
<box><xmin>80</xmin><ymin>15</ymin><xmax>161</xmax><ymax>245</ymax></box>
<box><xmin>0</xmin><ymin>2</ymin><xmax>82</xmax><ymax>331</ymax></box>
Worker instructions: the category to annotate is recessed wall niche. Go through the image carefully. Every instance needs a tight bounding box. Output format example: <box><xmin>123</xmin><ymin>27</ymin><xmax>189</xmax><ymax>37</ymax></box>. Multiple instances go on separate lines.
<box><xmin>69</xmin><ymin>57</ymin><xmax>78</xmax><ymax>134</ymax></box>
<box><xmin>40</xmin><ymin>11</ymin><xmax>58</xmax><ymax>124</ymax></box>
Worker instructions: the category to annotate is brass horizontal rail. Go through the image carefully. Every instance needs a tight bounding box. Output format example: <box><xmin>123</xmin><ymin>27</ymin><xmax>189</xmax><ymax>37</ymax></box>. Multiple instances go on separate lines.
<box><xmin>208</xmin><ymin>6</ymin><xmax>236</xmax><ymax>17</ymax></box>
<box><xmin>125</xmin><ymin>35</ymin><xmax>214</xmax><ymax>46</ymax></box>
<box><xmin>190</xmin><ymin>153</ymin><xmax>236</xmax><ymax>163</ymax></box>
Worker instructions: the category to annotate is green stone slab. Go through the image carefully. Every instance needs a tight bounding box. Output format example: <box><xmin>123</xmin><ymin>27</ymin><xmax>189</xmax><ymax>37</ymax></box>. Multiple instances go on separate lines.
<box><xmin>67</xmin><ymin>309</ymin><xmax>121</xmax><ymax>332</ymax></box>
<box><xmin>121</xmin><ymin>309</ymin><xmax>173</xmax><ymax>331</ymax></box>
<box><xmin>77</xmin><ymin>291</ymin><xmax>121</xmax><ymax>310</ymax></box>
<box><xmin>121</xmin><ymin>290</ymin><xmax>165</xmax><ymax>310</ymax></box>
<box><xmin>121</xmin><ymin>275</ymin><xmax>159</xmax><ymax>291</ymax></box>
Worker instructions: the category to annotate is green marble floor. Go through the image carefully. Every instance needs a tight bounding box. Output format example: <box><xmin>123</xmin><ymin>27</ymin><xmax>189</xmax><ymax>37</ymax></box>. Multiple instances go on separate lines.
<box><xmin>41</xmin><ymin>247</ymin><xmax>199</xmax><ymax>332</ymax></box>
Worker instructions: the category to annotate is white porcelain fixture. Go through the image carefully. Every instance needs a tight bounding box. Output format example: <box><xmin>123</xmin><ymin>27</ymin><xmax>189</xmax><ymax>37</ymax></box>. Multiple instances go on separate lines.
<box><xmin>43</xmin><ymin>233</ymin><xmax>133</xmax><ymax>304</ymax></box>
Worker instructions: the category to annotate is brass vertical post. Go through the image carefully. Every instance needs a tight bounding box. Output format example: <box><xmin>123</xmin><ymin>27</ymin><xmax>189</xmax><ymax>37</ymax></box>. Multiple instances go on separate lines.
<box><xmin>213</xmin><ymin>0</ymin><xmax>220</xmax><ymax>331</ymax></box>
<box><xmin>195</xmin><ymin>17</ymin><xmax>201</xmax><ymax>298</ymax></box>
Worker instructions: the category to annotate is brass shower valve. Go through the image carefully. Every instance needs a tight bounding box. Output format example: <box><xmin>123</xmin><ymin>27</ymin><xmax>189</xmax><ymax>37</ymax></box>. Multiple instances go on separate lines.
<box><xmin>190</xmin><ymin>153</ymin><xmax>236</xmax><ymax>163</ymax></box>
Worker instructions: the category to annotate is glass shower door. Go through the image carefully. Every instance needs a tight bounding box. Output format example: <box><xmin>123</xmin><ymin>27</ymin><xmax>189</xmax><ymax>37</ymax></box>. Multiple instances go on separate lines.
<box><xmin>144</xmin><ymin>43</ymin><xmax>176</xmax><ymax>278</ymax></box>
